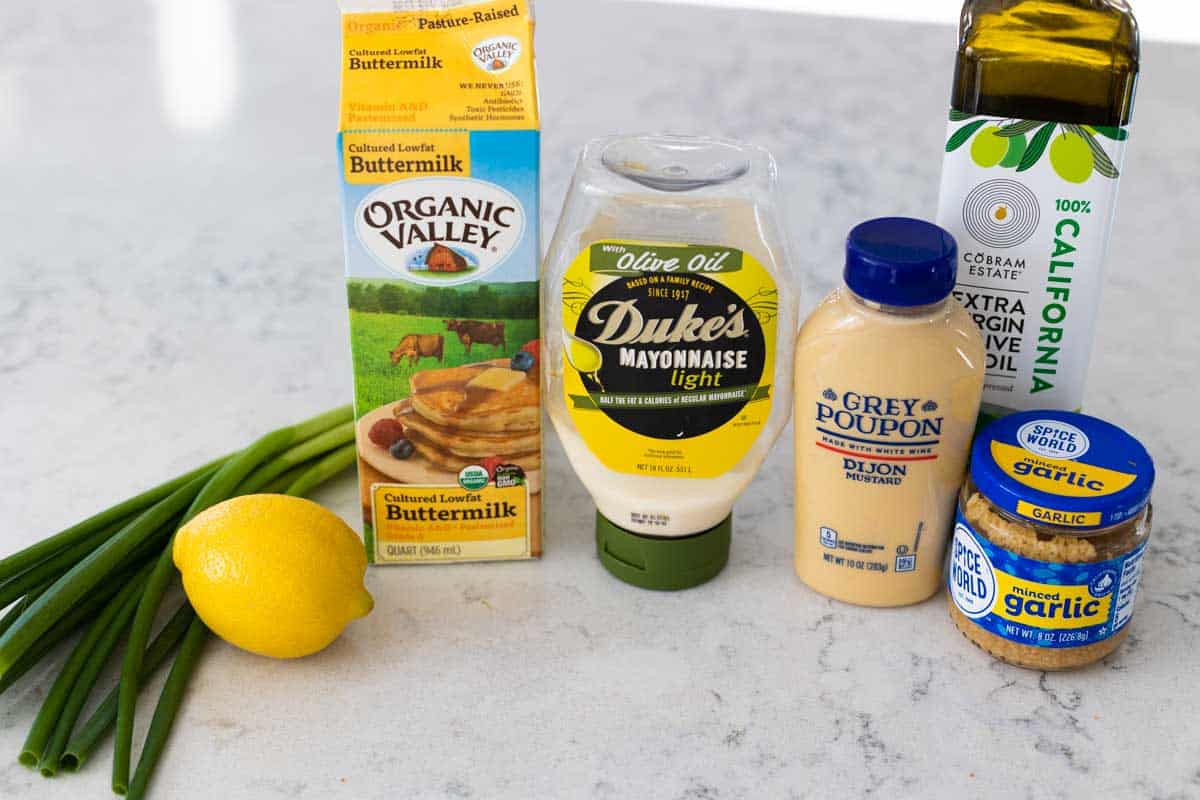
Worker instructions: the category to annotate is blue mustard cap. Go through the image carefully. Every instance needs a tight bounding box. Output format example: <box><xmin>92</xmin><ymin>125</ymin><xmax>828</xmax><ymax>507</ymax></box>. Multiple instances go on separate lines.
<box><xmin>844</xmin><ymin>217</ymin><xmax>957</xmax><ymax>307</ymax></box>
<box><xmin>970</xmin><ymin>411</ymin><xmax>1155</xmax><ymax>530</ymax></box>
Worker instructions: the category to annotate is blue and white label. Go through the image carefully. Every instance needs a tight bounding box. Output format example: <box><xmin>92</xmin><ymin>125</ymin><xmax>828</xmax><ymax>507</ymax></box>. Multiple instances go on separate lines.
<box><xmin>948</xmin><ymin>508</ymin><xmax>1148</xmax><ymax>649</ymax></box>
<box><xmin>812</xmin><ymin>388</ymin><xmax>946</xmax><ymax>489</ymax></box>
<box><xmin>948</xmin><ymin>522</ymin><xmax>996</xmax><ymax>619</ymax></box>
<box><xmin>1017</xmin><ymin>418</ymin><xmax>1091</xmax><ymax>460</ymax></box>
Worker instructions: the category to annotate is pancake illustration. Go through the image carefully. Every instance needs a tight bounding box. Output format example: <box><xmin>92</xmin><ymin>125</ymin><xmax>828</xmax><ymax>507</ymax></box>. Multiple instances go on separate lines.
<box><xmin>408</xmin><ymin>360</ymin><xmax>539</xmax><ymax>433</ymax></box>
<box><xmin>400</xmin><ymin>359</ymin><xmax>540</xmax><ymax>469</ymax></box>
<box><xmin>405</xmin><ymin>429</ymin><xmax>542</xmax><ymax>472</ymax></box>
<box><xmin>359</xmin><ymin>358</ymin><xmax>540</xmax><ymax>484</ymax></box>
<box><xmin>402</xmin><ymin>413</ymin><xmax>541</xmax><ymax>458</ymax></box>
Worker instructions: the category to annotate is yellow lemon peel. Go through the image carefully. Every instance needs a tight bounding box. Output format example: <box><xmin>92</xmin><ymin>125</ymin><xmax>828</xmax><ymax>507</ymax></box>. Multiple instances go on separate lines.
<box><xmin>174</xmin><ymin>494</ymin><xmax>373</xmax><ymax>659</ymax></box>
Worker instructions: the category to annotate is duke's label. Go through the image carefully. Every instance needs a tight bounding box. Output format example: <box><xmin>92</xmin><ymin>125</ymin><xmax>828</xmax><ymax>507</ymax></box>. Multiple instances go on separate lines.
<box><xmin>948</xmin><ymin>509</ymin><xmax>1146</xmax><ymax>648</ymax></box>
<box><xmin>561</xmin><ymin>240</ymin><xmax>776</xmax><ymax>479</ymax></box>
<box><xmin>936</xmin><ymin>113</ymin><xmax>1129</xmax><ymax>416</ymax></box>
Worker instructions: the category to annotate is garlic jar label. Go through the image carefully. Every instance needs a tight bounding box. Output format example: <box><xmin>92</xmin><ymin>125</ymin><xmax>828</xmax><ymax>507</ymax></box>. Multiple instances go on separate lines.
<box><xmin>949</xmin><ymin>511</ymin><xmax>1147</xmax><ymax>649</ymax></box>
<box><xmin>562</xmin><ymin>240</ymin><xmax>777</xmax><ymax>478</ymax></box>
<box><xmin>936</xmin><ymin>113</ymin><xmax>1130</xmax><ymax>416</ymax></box>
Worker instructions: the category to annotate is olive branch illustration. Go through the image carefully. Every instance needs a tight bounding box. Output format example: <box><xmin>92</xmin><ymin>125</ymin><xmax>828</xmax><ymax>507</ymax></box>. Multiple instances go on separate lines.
<box><xmin>945</xmin><ymin>111</ymin><xmax>1124</xmax><ymax>179</ymax></box>
<box><xmin>562</xmin><ymin>277</ymin><xmax>593</xmax><ymax>315</ymax></box>
<box><xmin>748</xmin><ymin>286</ymin><xmax>778</xmax><ymax>324</ymax></box>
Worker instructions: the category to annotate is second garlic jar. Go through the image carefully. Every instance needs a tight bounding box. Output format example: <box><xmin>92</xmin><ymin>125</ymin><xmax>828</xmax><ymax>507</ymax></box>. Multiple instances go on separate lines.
<box><xmin>794</xmin><ymin>218</ymin><xmax>984</xmax><ymax>606</ymax></box>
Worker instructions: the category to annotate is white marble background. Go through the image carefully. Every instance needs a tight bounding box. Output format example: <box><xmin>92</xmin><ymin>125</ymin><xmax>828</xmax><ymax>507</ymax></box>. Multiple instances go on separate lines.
<box><xmin>1</xmin><ymin>1</ymin><xmax>1198</xmax><ymax>798</ymax></box>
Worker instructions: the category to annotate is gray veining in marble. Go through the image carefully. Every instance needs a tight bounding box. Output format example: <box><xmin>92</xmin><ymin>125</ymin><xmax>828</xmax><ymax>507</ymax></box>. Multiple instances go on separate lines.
<box><xmin>1</xmin><ymin>1</ymin><xmax>1198</xmax><ymax>798</ymax></box>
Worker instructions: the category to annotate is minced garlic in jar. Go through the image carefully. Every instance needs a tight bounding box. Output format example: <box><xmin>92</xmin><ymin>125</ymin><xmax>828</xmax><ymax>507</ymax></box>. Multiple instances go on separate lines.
<box><xmin>946</xmin><ymin>411</ymin><xmax>1155</xmax><ymax>670</ymax></box>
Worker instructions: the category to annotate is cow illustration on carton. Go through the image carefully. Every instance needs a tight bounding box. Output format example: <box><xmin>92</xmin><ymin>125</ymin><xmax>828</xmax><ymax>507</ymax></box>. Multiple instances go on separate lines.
<box><xmin>444</xmin><ymin>319</ymin><xmax>507</xmax><ymax>355</ymax></box>
<box><xmin>389</xmin><ymin>333</ymin><xmax>445</xmax><ymax>368</ymax></box>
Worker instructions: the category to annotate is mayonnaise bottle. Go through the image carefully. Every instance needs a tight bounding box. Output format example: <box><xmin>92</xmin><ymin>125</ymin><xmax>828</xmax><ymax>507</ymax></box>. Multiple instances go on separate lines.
<box><xmin>794</xmin><ymin>218</ymin><xmax>984</xmax><ymax>607</ymax></box>
<box><xmin>544</xmin><ymin>135</ymin><xmax>798</xmax><ymax>590</ymax></box>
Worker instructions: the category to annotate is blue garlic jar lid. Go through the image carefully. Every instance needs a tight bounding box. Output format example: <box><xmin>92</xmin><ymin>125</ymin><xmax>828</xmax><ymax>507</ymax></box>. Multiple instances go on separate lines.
<box><xmin>970</xmin><ymin>410</ymin><xmax>1155</xmax><ymax>530</ymax></box>
<box><xmin>844</xmin><ymin>217</ymin><xmax>957</xmax><ymax>307</ymax></box>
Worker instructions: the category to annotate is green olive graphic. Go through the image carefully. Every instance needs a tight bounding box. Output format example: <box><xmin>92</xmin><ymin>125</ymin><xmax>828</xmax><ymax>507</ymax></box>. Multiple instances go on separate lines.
<box><xmin>999</xmin><ymin>133</ymin><xmax>1027</xmax><ymax>168</ymax></box>
<box><xmin>970</xmin><ymin>126</ymin><xmax>1009</xmax><ymax>168</ymax></box>
<box><xmin>1049</xmin><ymin>132</ymin><xmax>1095</xmax><ymax>183</ymax></box>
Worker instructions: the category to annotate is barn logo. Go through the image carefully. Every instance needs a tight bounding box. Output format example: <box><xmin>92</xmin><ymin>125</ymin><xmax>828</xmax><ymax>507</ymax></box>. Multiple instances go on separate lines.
<box><xmin>471</xmin><ymin>35</ymin><xmax>521</xmax><ymax>74</ymax></box>
<box><xmin>354</xmin><ymin>177</ymin><xmax>525</xmax><ymax>286</ymax></box>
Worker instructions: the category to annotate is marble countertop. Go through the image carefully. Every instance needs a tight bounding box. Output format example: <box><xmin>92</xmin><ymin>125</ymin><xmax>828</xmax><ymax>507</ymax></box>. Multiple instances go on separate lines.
<box><xmin>2</xmin><ymin>1</ymin><xmax>1198</xmax><ymax>798</ymax></box>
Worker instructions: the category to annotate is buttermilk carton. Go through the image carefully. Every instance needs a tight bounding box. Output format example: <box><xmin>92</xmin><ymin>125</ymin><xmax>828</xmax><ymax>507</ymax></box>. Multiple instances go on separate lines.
<box><xmin>337</xmin><ymin>0</ymin><xmax>541</xmax><ymax>563</ymax></box>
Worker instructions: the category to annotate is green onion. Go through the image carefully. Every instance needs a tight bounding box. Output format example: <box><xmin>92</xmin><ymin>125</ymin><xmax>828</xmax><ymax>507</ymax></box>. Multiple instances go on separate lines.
<box><xmin>39</xmin><ymin>572</ymin><xmax>149</xmax><ymax>776</ymax></box>
<box><xmin>257</xmin><ymin>462</ymin><xmax>321</xmax><ymax>495</ymax></box>
<box><xmin>283</xmin><ymin>444</ymin><xmax>357</xmax><ymax>498</ymax></box>
<box><xmin>0</xmin><ymin>560</ymin><xmax>151</xmax><ymax>697</ymax></box>
<box><xmin>0</xmin><ymin>583</ymin><xmax>50</xmax><ymax>640</ymax></box>
<box><xmin>0</xmin><ymin>520</ymin><xmax>128</xmax><ymax>611</ymax></box>
<box><xmin>0</xmin><ymin>467</ymin><xmax>216</xmax><ymax>679</ymax></box>
<box><xmin>59</xmin><ymin>604</ymin><xmax>195</xmax><ymax>773</ymax></box>
<box><xmin>19</xmin><ymin>563</ymin><xmax>152</xmax><ymax>768</ymax></box>
<box><xmin>112</xmin><ymin>405</ymin><xmax>352</xmax><ymax>794</ymax></box>
<box><xmin>123</xmin><ymin>618</ymin><xmax>208</xmax><ymax>800</ymax></box>
<box><xmin>0</xmin><ymin>457</ymin><xmax>228</xmax><ymax>584</ymax></box>
<box><xmin>238</xmin><ymin>420</ymin><xmax>356</xmax><ymax>494</ymax></box>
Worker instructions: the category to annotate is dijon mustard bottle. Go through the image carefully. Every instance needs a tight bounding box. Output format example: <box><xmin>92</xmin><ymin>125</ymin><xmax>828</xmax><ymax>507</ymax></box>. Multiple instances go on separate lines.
<box><xmin>937</xmin><ymin>0</ymin><xmax>1139</xmax><ymax>424</ymax></box>
<box><xmin>794</xmin><ymin>219</ymin><xmax>984</xmax><ymax>607</ymax></box>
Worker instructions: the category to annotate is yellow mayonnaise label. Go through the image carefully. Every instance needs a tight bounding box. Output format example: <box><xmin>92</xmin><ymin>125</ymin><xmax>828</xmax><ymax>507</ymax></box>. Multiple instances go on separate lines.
<box><xmin>371</xmin><ymin>483</ymin><xmax>530</xmax><ymax>562</ymax></box>
<box><xmin>561</xmin><ymin>240</ymin><xmax>777</xmax><ymax>480</ymax></box>
<box><xmin>340</xmin><ymin>1</ymin><xmax>538</xmax><ymax>131</ymax></box>
<box><xmin>990</xmin><ymin>441</ymin><xmax>1137</xmax><ymax>498</ymax></box>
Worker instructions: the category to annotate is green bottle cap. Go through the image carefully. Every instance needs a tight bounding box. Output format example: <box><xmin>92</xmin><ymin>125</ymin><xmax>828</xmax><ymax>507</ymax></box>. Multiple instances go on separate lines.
<box><xmin>595</xmin><ymin>512</ymin><xmax>731</xmax><ymax>591</ymax></box>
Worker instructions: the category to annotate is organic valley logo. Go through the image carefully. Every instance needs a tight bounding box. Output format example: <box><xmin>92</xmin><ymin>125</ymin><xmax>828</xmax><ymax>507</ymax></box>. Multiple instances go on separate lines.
<box><xmin>354</xmin><ymin>177</ymin><xmax>524</xmax><ymax>286</ymax></box>
<box><xmin>471</xmin><ymin>35</ymin><xmax>521</xmax><ymax>73</ymax></box>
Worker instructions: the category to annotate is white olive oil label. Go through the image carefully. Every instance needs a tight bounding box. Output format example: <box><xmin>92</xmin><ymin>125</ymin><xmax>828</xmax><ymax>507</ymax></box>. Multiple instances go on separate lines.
<box><xmin>562</xmin><ymin>240</ymin><xmax>777</xmax><ymax>479</ymax></box>
<box><xmin>936</xmin><ymin>112</ymin><xmax>1130</xmax><ymax>417</ymax></box>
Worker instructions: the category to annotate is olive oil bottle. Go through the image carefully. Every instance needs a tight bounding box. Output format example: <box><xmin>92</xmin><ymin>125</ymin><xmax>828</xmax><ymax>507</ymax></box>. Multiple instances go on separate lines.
<box><xmin>936</xmin><ymin>0</ymin><xmax>1139</xmax><ymax>422</ymax></box>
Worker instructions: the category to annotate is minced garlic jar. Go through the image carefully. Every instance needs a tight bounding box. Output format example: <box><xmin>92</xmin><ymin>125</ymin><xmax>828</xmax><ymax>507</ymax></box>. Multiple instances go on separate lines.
<box><xmin>947</xmin><ymin>411</ymin><xmax>1155</xmax><ymax>670</ymax></box>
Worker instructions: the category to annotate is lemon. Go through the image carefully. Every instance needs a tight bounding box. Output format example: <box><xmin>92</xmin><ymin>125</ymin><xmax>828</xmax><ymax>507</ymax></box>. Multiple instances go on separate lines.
<box><xmin>174</xmin><ymin>495</ymin><xmax>374</xmax><ymax>659</ymax></box>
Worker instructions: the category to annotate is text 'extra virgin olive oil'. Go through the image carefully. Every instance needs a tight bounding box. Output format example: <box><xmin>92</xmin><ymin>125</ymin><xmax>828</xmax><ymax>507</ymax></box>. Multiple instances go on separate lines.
<box><xmin>936</xmin><ymin>0</ymin><xmax>1139</xmax><ymax>424</ymax></box>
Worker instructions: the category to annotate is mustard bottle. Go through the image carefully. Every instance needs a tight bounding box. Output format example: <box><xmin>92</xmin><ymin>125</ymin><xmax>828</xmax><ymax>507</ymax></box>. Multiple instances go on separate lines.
<box><xmin>794</xmin><ymin>218</ymin><xmax>984</xmax><ymax>606</ymax></box>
